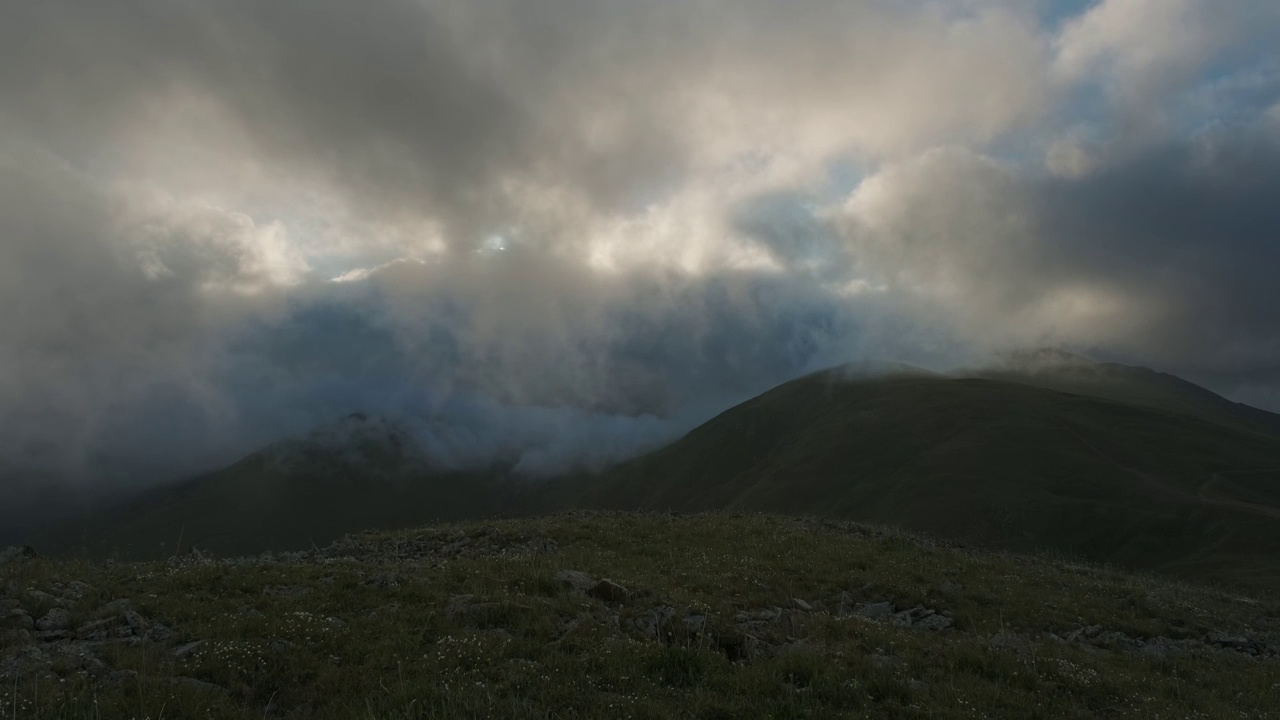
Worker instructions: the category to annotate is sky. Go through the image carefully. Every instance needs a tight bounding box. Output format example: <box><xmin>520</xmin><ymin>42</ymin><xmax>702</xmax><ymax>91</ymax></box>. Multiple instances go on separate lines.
<box><xmin>2</xmin><ymin>0</ymin><xmax>1280</xmax><ymax>528</ymax></box>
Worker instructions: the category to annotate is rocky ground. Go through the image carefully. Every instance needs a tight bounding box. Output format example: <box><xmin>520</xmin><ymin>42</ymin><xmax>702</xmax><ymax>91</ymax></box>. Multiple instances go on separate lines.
<box><xmin>3</xmin><ymin>513</ymin><xmax>1279</xmax><ymax>718</ymax></box>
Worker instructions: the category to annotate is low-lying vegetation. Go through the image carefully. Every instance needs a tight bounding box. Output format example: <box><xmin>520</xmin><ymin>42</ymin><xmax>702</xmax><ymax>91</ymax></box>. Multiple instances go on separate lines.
<box><xmin>3</xmin><ymin>512</ymin><xmax>1279</xmax><ymax>718</ymax></box>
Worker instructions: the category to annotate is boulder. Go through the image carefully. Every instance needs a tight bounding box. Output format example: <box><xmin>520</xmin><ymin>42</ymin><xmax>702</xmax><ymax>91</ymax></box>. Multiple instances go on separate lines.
<box><xmin>587</xmin><ymin>579</ymin><xmax>630</xmax><ymax>603</ymax></box>
<box><xmin>857</xmin><ymin>601</ymin><xmax>895</xmax><ymax>619</ymax></box>
<box><xmin>3</xmin><ymin>608</ymin><xmax>34</xmax><ymax>631</ymax></box>
<box><xmin>35</xmin><ymin>608</ymin><xmax>71</xmax><ymax>632</ymax></box>
<box><xmin>555</xmin><ymin>570</ymin><xmax>596</xmax><ymax>594</ymax></box>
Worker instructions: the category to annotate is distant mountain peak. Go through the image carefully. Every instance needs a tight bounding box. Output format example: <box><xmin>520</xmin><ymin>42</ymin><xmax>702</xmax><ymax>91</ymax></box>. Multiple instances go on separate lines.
<box><xmin>990</xmin><ymin>348</ymin><xmax>1097</xmax><ymax>372</ymax></box>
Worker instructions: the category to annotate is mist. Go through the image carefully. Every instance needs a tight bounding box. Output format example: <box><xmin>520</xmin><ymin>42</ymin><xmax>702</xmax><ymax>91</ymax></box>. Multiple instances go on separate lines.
<box><xmin>2</xmin><ymin>0</ymin><xmax>1280</xmax><ymax>533</ymax></box>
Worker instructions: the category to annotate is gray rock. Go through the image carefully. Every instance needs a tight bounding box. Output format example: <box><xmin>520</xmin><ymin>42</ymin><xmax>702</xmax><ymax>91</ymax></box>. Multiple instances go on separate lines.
<box><xmin>48</xmin><ymin>643</ymin><xmax>108</xmax><ymax>677</ymax></box>
<box><xmin>262</xmin><ymin>585</ymin><xmax>310</xmax><ymax>599</ymax></box>
<box><xmin>1206</xmin><ymin>631</ymin><xmax>1251</xmax><ymax>649</ymax></box>
<box><xmin>792</xmin><ymin>598</ymin><xmax>813</xmax><ymax>612</ymax></box>
<box><xmin>555</xmin><ymin>570</ymin><xmax>596</xmax><ymax>593</ymax></box>
<box><xmin>445</xmin><ymin>594</ymin><xmax>477</xmax><ymax>617</ymax></box>
<box><xmin>99</xmin><ymin>599</ymin><xmax>134</xmax><ymax>615</ymax></box>
<box><xmin>869</xmin><ymin>654</ymin><xmax>905</xmax><ymax>669</ymax></box>
<box><xmin>123</xmin><ymin>610</ymin><xmax>148</xmax><ymax>634</ymax></box>
<box><xmin>989</xmin><ymin>632</ymin><xmax>1034</xmax><ymax>655</ymax></box>
<box><xmin>76</xmin><ymin>617</ymin><xmax>123</xmax><ymax>641</ymax></box>
<box><xmin>57</xmin><ymin>581</ymin><xmax>95</xmax><ymax>602</ymax></box>
<box><xmin>1</xmin><ymin>646</ymin><xmax>51</xmax><ymax>679</ymax></box>
<box><xmin>99</xmin><ymin>669</ymin><xmax>139</xmax><ymax>689</ymax></box>
<box><xmin>173</xmin><ymin>640</ymin><xmax>205</xmax><ymax>660</ymax></box>
<box><xmin>367</xmin><ymin>603</ymin><xmax>401</xmax><ymax>620</ymax></box>
<box><xmin>365</xmin><ymin>572</ymin><xmax>401</xmax><ymax>589</ymax></box>
<box><xmin>891</xmin><ymin>610</ymin><xmax>914</xmax><ymax>627</ymax></box>
<box><xmin>683</xmin><ymin>613</ymin><xmax>708</xmax><ymax>634</ymax></box>
<box><xmin>917</xmin><ymin>614</ymin><xmax>954</xmax><ymax>631</ymax></box>
<box><xmin>630</xmin><ymin>606</ymin><xmax>677</xmax><ymax>641</ymax></box>
<box><xmin>3</xmin><ymin>609</ymin><xmax>34</xmax><ymax>631</ymax></box>
<box><xmin>146</xmin><ymin>622</ymin><xmax>175</xmax><ymax>643</ymax></box>
<box><xmin>857</xmin><ymin>601</ymin><xmax>895</xmax><ymax>619</ymax></box>
<box><xmin>587</xmin><ymin>579</ymin><xmax>630</xmax><ymax>603</ymax></box>
<box><xmin>1140</xmin><ymin>636</ymin><xmax>1185</xmax><ymax>657</ymax></box>
<box><xmin>0</xmin><ymin>546</ymin><xmax>36</xmax><ymax>566</ymax></box>
<box><xmin>35</xmin><ymin>608</ymin><xmax>70</xmax><ymax>632</ymax></box>
<box><xmin>24</xmin><ymin>590</ymin><xmax>60</xmax><ymax>607</ymax></box>
<box><xmin>164</xmin><ymin>676</ymin><xmax>228</xmax><ymax>696</ymax></box>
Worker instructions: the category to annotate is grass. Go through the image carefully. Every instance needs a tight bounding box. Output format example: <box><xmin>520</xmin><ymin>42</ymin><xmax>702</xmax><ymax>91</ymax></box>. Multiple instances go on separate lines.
<box><xmin>4</xmin><ymin>512</ymin><xmax>1279</xmax><ymax>718</ymax></box>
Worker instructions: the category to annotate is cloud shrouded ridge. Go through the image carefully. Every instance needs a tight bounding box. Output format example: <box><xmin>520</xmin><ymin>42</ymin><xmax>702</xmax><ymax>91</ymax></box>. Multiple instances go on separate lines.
<box><xmin>1</xmin><ymin>0</ymin><xmax>1279</xmax><ymax>529</ymax></box>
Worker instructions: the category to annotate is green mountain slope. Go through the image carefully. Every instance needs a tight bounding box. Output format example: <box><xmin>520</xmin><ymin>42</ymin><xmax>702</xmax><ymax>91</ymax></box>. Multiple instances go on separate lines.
<box><xmin>965</xmin><ymin>349</ymin><xmax>1280</xmax><ymax>437</ymax></box>
<box><xmin>37</xmin><ymin>415</ymin><xmax>515</xmax><ymax>559</ymax></box>
<box><xmin>557</xmin><ymin>368</ymin><xmax>1280</xmax><ymax>590</ymax></box>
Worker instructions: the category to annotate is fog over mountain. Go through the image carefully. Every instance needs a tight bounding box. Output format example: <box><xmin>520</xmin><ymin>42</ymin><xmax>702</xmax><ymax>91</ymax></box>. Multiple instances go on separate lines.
<box><xmin>2</xmin><ymin>0</ymin><xmax>1280</xmax><ymax>529</ymax></box>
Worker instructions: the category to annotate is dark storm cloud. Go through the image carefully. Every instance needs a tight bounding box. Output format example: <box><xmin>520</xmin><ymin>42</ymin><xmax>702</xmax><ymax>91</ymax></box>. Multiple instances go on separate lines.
<box><xmin>1</xmin><ymin>0</ymin><xmax>1279</xmax><ymax>534</ymax></box>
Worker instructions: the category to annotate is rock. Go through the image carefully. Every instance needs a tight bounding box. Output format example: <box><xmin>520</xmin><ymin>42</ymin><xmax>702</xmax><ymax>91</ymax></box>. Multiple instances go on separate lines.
<box><xmin>1</xmin><ymin>598</ymin><xmax>18</xmax><ymax>610</ymax></box>
<box><xmin>989</xmin><ymin>632</ymin><xmax>1034</xmax><ymax>655</ymax></box>
<box><xmin>99</xmin><ymin>669</ymin><xmax>139</xmax><ymax>689</ymax></box>
<box><xmin>367</xmin><ymin>603</ymin><xmax>401</xmax><ymax>620</ymax></box>
<box><xmin>857</xmin><ymin>601</ymin><xmax>895</xmax><ymax>619</ymax></box>
<box><xmin>262</xmin><ymin>585</ymin><xmax>310</xmax><ymax>599</ymax></box>
<box><xmin>908</xmin><ymin>679</ymin><xmax>929</xmax><ymax>693</ymax></box>
<box><xmin>917</xmin><ymin>614</ymin><xmax>954</xmax><ymax>631</ymax></box>
<box><xmin>1206</xmin><ymin>631</ymin><xmax>1251</xmax><ymax>649</ymax></box>
<box><xmin>0</xmin><ymin>646</ymin><xmax>51</xmax><ymax>679</ymax></box>
<box><xmin>445</xmin><ymin>594</ymin><xmax>477</xmax><ymax>617</ymax></box>
<box><xmin>35</xmin><ymin>608</ymin><xmax>70</xmax><ymax>632</ymax></box>
<box><xmin>57</xmin><ymin>581</ymin><xmax>95</xmax><ymax>602</ymax></box>
<box><xmin>35</xmin><ymin>630</ymin><xmax>72</xmax><ymax>642</ymax></box>
<box><xmin>630</xmin><ymin>606</ymin><xmax>677</xmax><ymax>641</ymax></box>
<box><xmin>555</xmin><ymin>570</ymin><xmax>596</xmax><ymax>594</ymax></box>
<box><xmin>99</xmin><ymin>599</ymin><xmax>134</xmax><ymax>615</ymax></box>
<box><xmin>23</xmin><ymin>590</ymin><xmax>60</xmax><ymax>607</ymax></box>
<box><xmin>173</xmin><ymin>640</ymin><xmax>206</xmax><ymax>660</ymax></box>
<box><xmin>891</xmin><ymin>610</ymin><xmax>913</xmax><ymax>627</ymax></box>
<box><xmin>1140</xmin><ymin>636</ymin><xmax>1185</xmax><ymax>657</ymax></box>
<box><xmin>365</xmin><ymin>572</ymin><xmax>401</xmax><ymax>589</ymax></box>
<box><xmin>683</xmin><ymin>613</ymin><xmax>708</xmax><ymax>634</ymax></box>
<box><xmin>792</xmin><ymin>598</ymin><xmax>813</xmax><ymax>612</ymax></box>
<box><xmin>0</xmin><ymin>546</ymin><xmax>37</xmax><ymax>566</ymax></box>
<box><xmin>77</xmin><ymin>617</ymin><xmax>123</xmax><ymax>641</ymax></box>
<box><xmin>165</xmin><ymin>676</ymin><xmax>228</xmax><ymax>696</ymax></box>
<box><xmin>122</xmin><ymin>610</ymin><xmax>148</xmax><ymax>633</ymax></box>
<box><xmin>587</xmin><ymin>579</ymin><xmax>630</xmax><ymax>603</ymax></box>
<box><xmin>3</xmin><ymin>609</ymin><xmax>34</xmax><ymax>631</ymax></box>
<box><xmin>146</xmin><ymin>622</ymin><xmax>175</xmax><ymax>643</ymax></box>
<box><xmin>48</xmin><ymin>643</ymin><xmax>108</xmax><ymax>677</ymax></box>
<box><xmin>939</xmin><ymin>580</ymin><xmax>963</xmax><ymax>596</ymax></box>
<box><xmin>869</xmin><ymin>654</ymin><xmax>905</xmax><ymax>669</ymax></box>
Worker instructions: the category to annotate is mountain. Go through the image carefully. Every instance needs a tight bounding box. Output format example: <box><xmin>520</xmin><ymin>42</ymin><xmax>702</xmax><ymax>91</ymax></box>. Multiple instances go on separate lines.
<box><xmin>36</xmin><ymin>414</ymin><xmax>517</xmax><ymax>559</ymax></box>
<box><xmin>964</xmin><ymin>348</ymin><xmax>1280</xmax><ymax>437</ymax></box>
<box><xmin>554</xmin><ymin>360</ymin><xmax>1280</xmax><ymax>590</ymax></box>
<box><xmin>34</xmin><ymin>354</ymin><xmax>1280</xmax><ymax>591</ymax></box>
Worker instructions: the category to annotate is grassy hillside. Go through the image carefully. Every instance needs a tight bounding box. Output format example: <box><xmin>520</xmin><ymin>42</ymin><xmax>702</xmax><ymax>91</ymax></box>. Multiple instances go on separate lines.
<box><xmin>37</xmin><ymin>415</ymin><xmax>518</xmax><ymax>560</ymax></box>
<box><xmin>3</xmin><ymin>513</ymin><xmax>1278</xmax><ymax>719</ymax></box>
<box><xmin>557</xmin><ymin>370</ymin><xmax>1280</xmax><ymax>590</ymax></box>
<box><xmin>965</xmin><ymin>349</ymin><xmax>1280</xmax><ymax>437</ymax></box>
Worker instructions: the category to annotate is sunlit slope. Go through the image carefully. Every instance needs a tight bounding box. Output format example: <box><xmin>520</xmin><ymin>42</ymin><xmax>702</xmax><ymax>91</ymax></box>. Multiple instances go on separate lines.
<box><xmin>573</xmin><ymin>370</ymin><xmax>1280</xmax><ymax>589</ymax></box>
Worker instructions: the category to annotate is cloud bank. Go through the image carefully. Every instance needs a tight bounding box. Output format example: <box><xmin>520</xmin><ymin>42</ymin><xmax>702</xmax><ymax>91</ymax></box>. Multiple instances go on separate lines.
<box><xmin>2</xmin><ymin>0</ymin><xmax>1279</xmax><ymax>528</ymax></box>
